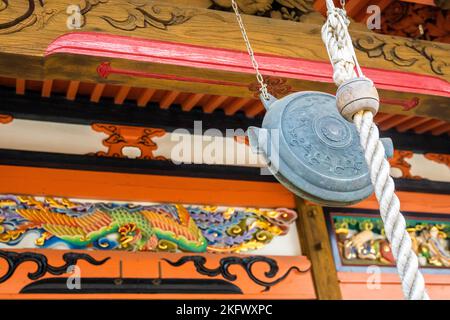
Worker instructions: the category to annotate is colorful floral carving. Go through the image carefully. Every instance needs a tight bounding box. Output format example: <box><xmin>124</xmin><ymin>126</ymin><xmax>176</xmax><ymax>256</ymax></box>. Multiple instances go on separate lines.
<box><xmin>331</xmin><ymin>213</ymin><xmax>450</xmax><ymax>268</ymax></box>
<box><xmin>0</xmin><ymin>195</ymin><xmax>297</xmax><ymax>254</ymax></box>
<box><xmin>190</xmin><ymin>206</ymin><xmax>297</xmax><ymax>253</ymax></box>
<box><xmin>0</xmin><ymin>195</ymin><xmax>206</xmax><ymax>252</ymax></box>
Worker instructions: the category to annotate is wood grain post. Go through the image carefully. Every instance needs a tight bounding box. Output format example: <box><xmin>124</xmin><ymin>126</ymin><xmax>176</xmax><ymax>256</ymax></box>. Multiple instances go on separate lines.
<box><xmin>295</xmin><ymin>197</ymin><xmax>342</xmax><ymax>300</ymax></box>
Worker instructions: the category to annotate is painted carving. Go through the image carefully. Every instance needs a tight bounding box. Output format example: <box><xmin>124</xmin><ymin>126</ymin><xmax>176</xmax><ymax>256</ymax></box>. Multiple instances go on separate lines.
<box><xmin>0</xmin><ymin>195</ymin><xmax>207</xmax><ymax>252</ymax></box>
<box><xmin>248</xmin><ymin>76</ymin><xmax>292</xmax><ymax>98</ymax></box>
<box><xmin>190</xmin><ymin>206</ymin><xmax>297</xmax><ymax>253</ymax></box>
<box><xmin>101</xmin><ymin>2</ymin><xmax>224</xmax><ymax>31</ymax></box>
<box><xmin>376</xmin><ymin>2</ymin><xmax>449</xmax><ymax>44</ymax></box>
<box><xmin>210</xmin><ymin>0</ymin><xmax>314</xmax><ymax>22</ymax></box>
<box><xmin>354</xmin><ymin>35</ymin><xmax>448</xmax><ymax>76</ymax></box>
<box><xmin>0</xmin><ymin>250</ymin><xmax>109</xmax><ymax>283</ymax></box>
<box><xmin>91</xmin><ymin>123</ymin><xmax>167</xmax><ymax>160</ymax></box>
<box><xmin>0</xmin><ymin>195</ymin><xmax>297</xmax><ymax>253</ymax></box>
<box><xmin>389</xmin><ymin>150</ymin><xmax>421</xmax><ymax>179</ymax></box>
<box><xmin>424</xmin><ymin>153</ymin><xmax>450</xmax><ymax>168</ymax></box>
<box><xmin>96</xmin><ymin>61</ymin><xmax>245</xmax><ymax>88</ymax></box>
<box><xmin>380</xmin><ymin>97</ymin><xmax>420</xmax><ymax>111</ymax></box>
<box><xmin>331</xmin><ymin>213</ymin><xmax>450</xmax><ymax>268</ymax></box>
<box><xmin>0</xmin><ymin>114</ymin><xmax>12</xmax><ymax>124</ymax></box>
<box><xmin>435</xmin><ymin>0</ymin><xmax>450</xmax><ymax>10</ymax></box>
<box><xmin>0</xmin><ymin>0</ymin><xmax>107</xmax><ymax>34</ymax></box>
<box><xmin>163</xmin><ymin>255</ymin><xmax>307</xmax><ymax>292</ymax></box>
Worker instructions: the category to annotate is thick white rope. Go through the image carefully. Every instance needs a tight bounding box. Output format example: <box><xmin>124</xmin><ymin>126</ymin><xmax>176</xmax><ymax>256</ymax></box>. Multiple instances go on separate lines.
<box><xmin>321</xmin><ymin>0</ymin><xmax>429</xmax><ymax>300</ymax></box>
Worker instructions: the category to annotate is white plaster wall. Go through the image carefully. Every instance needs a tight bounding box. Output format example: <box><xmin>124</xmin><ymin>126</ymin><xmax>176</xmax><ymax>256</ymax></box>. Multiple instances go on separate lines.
<box><xmin>0</xmin><ymin>119</ymin><xmax>266</xmax><ymax>167</ymax></box>
<box><xmin>0</xmin><ymin>119</ymin><xmax>108</xmax><ymax>154</ymax></box>
<box><xmin>408</xmin><ymin>154</ymin><xmax>450</xmax><ymax>182</ymax></box>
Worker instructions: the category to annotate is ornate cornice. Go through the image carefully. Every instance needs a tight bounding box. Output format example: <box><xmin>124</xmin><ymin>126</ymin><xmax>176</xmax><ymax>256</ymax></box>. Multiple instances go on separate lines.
<box><xmin>163</xmin><ymin>255</ymin><xmax>308</xmax><ymax>292</ymax></box>
<box><xmin>101</xmin><ymin>1</ymin><xmax>225</xmax><ymax>31</ymax></box>
<box><xmin>376</xmin><ymin>2</ymin><xmax>449</xmax><ymax>44</ymax></box>
<box><xmin>0</xmin><ymin>0</ymin><xmax>108</xmax><ymax>34</ymax></box>
<box><xmin>0</xmin><ymin>250</ymin><xmax>109</xmax><ymax>284</ymax></box>
<box><xmin>354</xmin><ymin>35</ymin><xmax>449</xmax><ymax>76</ymax></box>
<box><xmin>210</xmin><ymin>0</ymin><xmax>314</xmax><ymax>21</ymax></box>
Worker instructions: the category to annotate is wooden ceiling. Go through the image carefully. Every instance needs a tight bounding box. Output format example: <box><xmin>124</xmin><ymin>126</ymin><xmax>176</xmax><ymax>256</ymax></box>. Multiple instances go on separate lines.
<box><xmin>2</xmin><ymin>76</ymin><xmax>449</xmax><ymax>137</ymax></box>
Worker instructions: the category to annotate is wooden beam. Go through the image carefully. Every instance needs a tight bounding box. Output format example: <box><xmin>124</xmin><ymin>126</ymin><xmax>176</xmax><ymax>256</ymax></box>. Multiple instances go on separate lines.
<box><xmin>41</xmin><ymin>79</ymin><xmax>53</xmax><ymax>98</ymax></box>
<box><xmin>378</xmin><ymin>115</ymin><xmax>414</xmax><ymax>131</ymax></box>
<box><xmin>0</xmin><ymin>164</ymin><xmax>295</xmax><ymax>208</ymax></box>
<box><xmin>0</xmin><ymin>0</ymin><xmax>447</xmax><ymax>123</ymax></box>
<box><xmin>90</xmin><ymin>83</ymin><xmax>106</xmax><ymax>103</ymax></box>
<box><xmin>137</xmin><ymin>88</ymin><xmax>156</xmax><ymax>107</ymax></box>
<box><xmin>114</xmin><ymin>85</ymin><xmax>131</xmax><ymax>104</ymax></box>
<box><xmin>396</xmin><ymin>117</ymin><xmax>430</xmax><ymax>132</ymax></box>
<box><xmin>66</xmin><ymin>81</ymin><xmax>80</xmax><ymax>101</ymax></box>
<box><xmin>203</xmin><ymin>95</ymin><xmax>227</xmax><ymax>113</ymax></box>
<box><xmin>295</xmin><ymin>197</ymin><xmax>342</xmax><ymax>300</ymax></box>
<box><xmin>224</xmin><ymin>98</ymin><xmax>251</xmax><ymax>116</ymax></box>
<box><xmin>182</xmin><ymin>93</ymin><xmax>204</xmax><ymax>111</ymax></box>
<box><xmin>245</xmin><ymin>100</ymin><xmax>264</xmax><ymax>118</ymax></box>
<box><xmin>431</xmin><ymin>123</ymin><xmax>450</xmax><ymax>136</ymax></box>
<box><xmin>414</xmin><ymin>119</ymin><xmax>447</xmax><ymax>134</ymax></box>
<box><xmin>160</xmin><ymin>91</ymin><xmax>180</xmax><ymax>109</ymax></box>
<box><xmin>15</xmin><ymin>79</ymin><xmax>25</xmax><ymax>95</ymax></box>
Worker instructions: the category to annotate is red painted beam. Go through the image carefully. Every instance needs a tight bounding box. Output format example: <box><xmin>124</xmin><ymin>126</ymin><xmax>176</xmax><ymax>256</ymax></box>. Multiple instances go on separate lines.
<box><xmin>46</xmin><ymin>32</ymin><xmax>450</xmax><ymax>98</ymax></box>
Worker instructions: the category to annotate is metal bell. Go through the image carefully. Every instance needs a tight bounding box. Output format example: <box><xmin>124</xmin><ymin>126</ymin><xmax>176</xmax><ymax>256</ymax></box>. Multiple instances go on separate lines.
<box><xmin>247</xmin><ymin>91</ymin><xmax>392</xmax><ymax>207</ymax></box>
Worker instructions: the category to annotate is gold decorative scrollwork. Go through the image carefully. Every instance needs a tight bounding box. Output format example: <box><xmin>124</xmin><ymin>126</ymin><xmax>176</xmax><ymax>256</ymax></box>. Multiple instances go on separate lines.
<box><xmin>100</xmin><ymin>1</ymin><xmax>225</xmax><ymax>31</ymax></box>
<box><xmin>354</xmin><ymin>35</ymin><xmax>449</xmax><ymax>76</ymax></box>
<box><xmin>0</xmin><ymin>0</ymin><xmax>108</xmax><ymax>34</ymax></box>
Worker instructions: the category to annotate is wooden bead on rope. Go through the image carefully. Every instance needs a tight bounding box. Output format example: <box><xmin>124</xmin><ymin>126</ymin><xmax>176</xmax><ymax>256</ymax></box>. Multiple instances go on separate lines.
<box><xmin>336</xmin><ymin>77</ymin><xmax>379</xmax><ymax>121</ymax></box>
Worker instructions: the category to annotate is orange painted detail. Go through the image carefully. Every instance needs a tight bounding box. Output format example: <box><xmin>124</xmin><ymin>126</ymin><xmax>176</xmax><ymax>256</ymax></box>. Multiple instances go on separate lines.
<box><xmin>66</xmin><ymin>81</ymin><xmax>80</xmax><ymax>101</ymax></box>
<box><xmin>137</xmin><ymin>88</ymin><xmax>156</xmax><ymax>107</ymax></box>
<box><xmin>389</xmin><ymin>149</ymin><xmax>421</xmax><ymax>179</ymax></box>
<box><xmin>15</xmin><ymin>79</ymin><xmax>25</xmax><ymax>95</ymax></box>
<box><xmin>0</xmin><ymin>165</ymin><xmax>295</xmax><ymax>208</ymax></box>
<box><xmin>234</xmin><ymin>135</ymin><xmax>250</xmax><ymax>146</ymax></box>
<box><xmin>424</xmin><ymin>153</ymin><xmax>450</xmax><ymax>167</ymax></box>
<box><xmin>351</xmin><ymin>191</ymin><xmax>450</xmax><ymax>214</ymax></box>
<box><xmin>338</xmin><ymin>271</ymin><xmax>450</xmax><ymax>300</ymax></box>
<box><xmin>92</xmin><ymin>123</ymin><xmax>166</xmax><ymax>160</ymax></box>
<box><xmin>182</xmin><ymin>93</ymin><xmax>204</xmax><ymax>111</ymax></box>
<box><xmin>41</xmin><ymin>80</ymin><xmax>53</xmax><ymax>98</ymax></box>
<box><xmin>90</xmin><ymin>83</ymin><xmax>106</xmax><ymax>103</ymax></box>
<box><xmin>0</xmin><ymin>114</ymin><xmax>12</xmax><ymax>124</ymax></box>
<box><xmin>0</xmin><ymin>249</ymin><xmax>315</xmax><ymax>299</ymax></box>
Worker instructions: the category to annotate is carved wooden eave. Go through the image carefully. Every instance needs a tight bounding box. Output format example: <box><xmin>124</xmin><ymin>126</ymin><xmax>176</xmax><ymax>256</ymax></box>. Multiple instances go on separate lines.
<box><xmin>0</xmin><ymin>0</ymin><xmax>449</xmax><ymax>126</ymax></box>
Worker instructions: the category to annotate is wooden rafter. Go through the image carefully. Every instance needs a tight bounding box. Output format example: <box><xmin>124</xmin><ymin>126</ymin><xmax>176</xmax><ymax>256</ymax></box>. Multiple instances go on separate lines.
<box><xmin>0</xmin><ymin>0</ymin><xmax>447</xmax><ymax>124</ymax></box>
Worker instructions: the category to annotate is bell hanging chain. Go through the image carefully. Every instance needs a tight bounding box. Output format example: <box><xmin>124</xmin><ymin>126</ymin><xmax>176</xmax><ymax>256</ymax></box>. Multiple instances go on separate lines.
<box><xmin>321</xmin><ymin>0</ymin><xmax>429</xmax><ymax>300</ymax></box>
<box><xmin>230</xmin><ymin>0</ymin><xmax>270</xmax><ymax>100</ymax></box>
